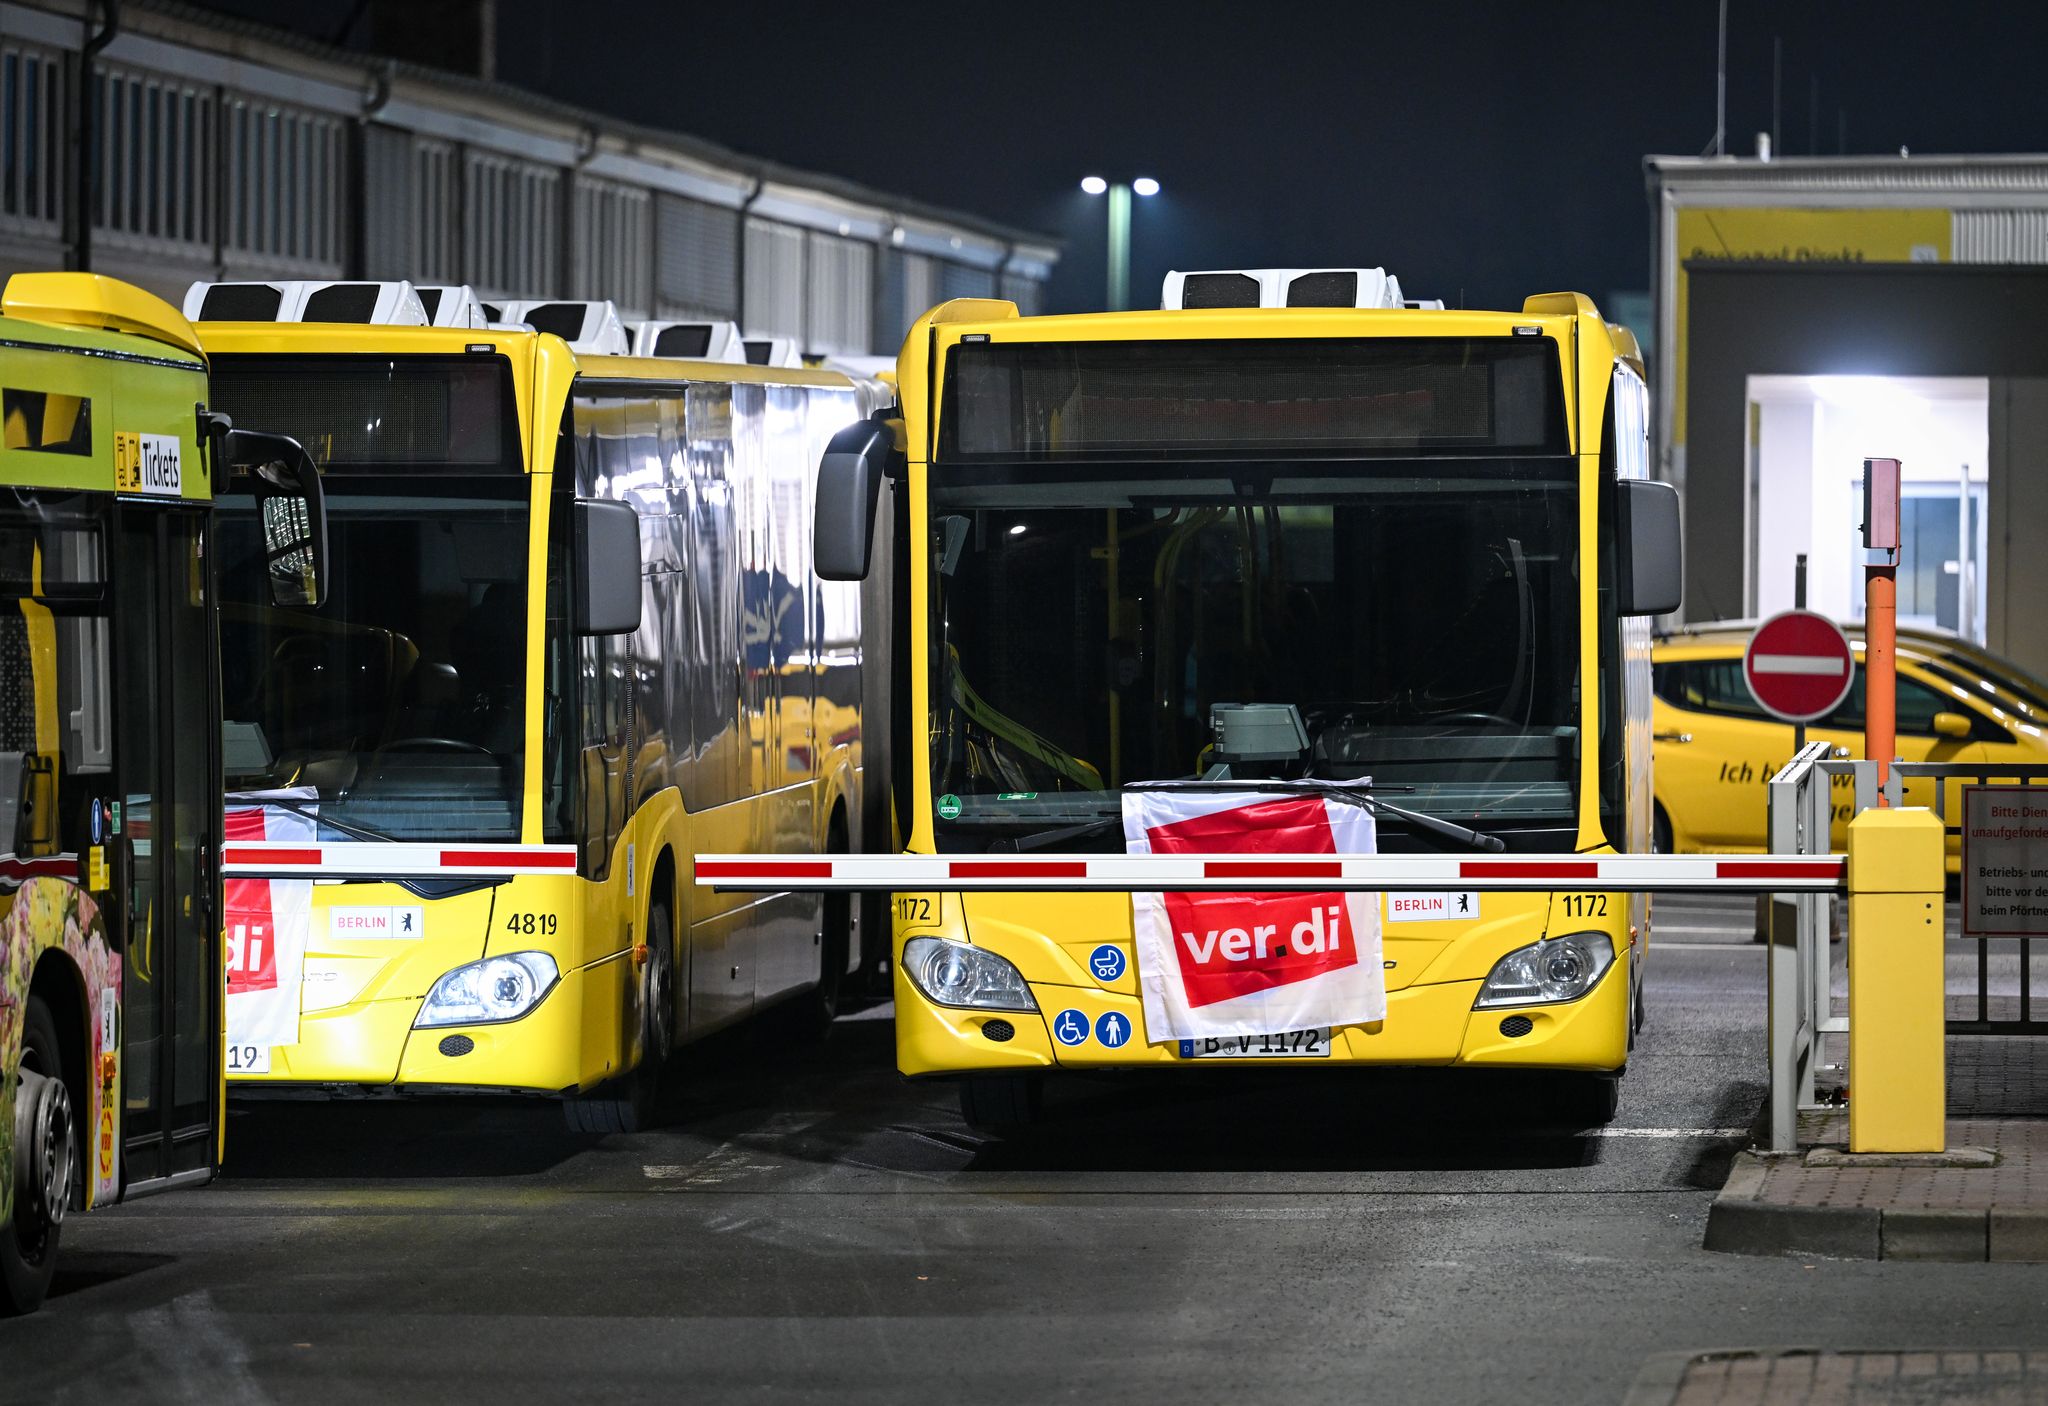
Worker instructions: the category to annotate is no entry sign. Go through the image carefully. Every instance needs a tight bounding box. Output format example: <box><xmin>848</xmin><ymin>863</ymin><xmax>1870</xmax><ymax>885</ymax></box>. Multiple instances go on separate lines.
<box><xmin>1744</xmin><ymin>610</ymin><xmax>1856</xmax><ymax>722</ymax></box>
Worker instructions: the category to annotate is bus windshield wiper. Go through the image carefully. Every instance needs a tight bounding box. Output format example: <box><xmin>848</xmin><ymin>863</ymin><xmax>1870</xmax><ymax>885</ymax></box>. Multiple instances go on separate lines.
<box><xmin>1121</xmin><ymin>780</ymin><xmax>1508</xmax><ymax>853</ymax></box>
<box><xmin>230</xmin><ymin>794</ymin><xmax>397</xmax><ymax>844</ymax></box>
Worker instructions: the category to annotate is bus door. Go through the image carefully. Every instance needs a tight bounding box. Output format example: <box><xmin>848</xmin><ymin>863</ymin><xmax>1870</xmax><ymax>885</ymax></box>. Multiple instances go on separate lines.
<box><xmin>113</xmin><ymin>504</ymin><xmax>220</xmax><ymax>1191</ymax></box>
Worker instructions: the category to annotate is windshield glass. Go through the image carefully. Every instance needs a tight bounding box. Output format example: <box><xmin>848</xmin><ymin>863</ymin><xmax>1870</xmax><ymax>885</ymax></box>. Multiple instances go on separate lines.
<box><xmin>217</xmin><ymin>478</ymin><xmax>530</xmax><ymax>840</ymax></box>
<box><xmin>927</xmin><ymin>458</ymin><xmax>1581</xmax><ymax>849</ymax></box>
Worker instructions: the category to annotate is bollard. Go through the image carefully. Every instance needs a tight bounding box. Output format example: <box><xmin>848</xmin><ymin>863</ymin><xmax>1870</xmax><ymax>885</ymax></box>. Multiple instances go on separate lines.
<box><xmin>1847</xmin><ymin>807</ymin><xmax>1945</xmax><ymax>1153</ymax></box>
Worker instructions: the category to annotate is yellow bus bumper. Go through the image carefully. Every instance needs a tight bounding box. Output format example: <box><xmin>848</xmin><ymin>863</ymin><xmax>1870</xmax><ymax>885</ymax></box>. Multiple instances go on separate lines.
<box><xmin>896</xmin><ymin>953</ymin><xmax>1629</xmax><ymax>1078</ymax></box>
<box><xmin>237</xmin><ymin>955</ymin><xmax>630</xmax><ymax>1097</ymax></box>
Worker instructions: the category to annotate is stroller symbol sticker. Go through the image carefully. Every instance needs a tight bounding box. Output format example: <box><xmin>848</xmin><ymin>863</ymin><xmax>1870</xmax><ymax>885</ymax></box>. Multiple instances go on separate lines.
<box><xmin>1088</xmin><ymin>944</ymin><xmax>1126</xmax><ymax>983</ymax></box>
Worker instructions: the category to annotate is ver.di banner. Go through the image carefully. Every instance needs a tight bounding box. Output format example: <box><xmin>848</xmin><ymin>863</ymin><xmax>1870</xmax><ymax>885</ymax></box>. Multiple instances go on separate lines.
<box><xmin>1121</xmin><ymin>784</ymin><xmax>1385</xmax><ymax>1042</ymax></box>
<box><xmin>224</xmin><ymin>791</ymin><xmax>317</xmax><ymax>1050</ymax></box>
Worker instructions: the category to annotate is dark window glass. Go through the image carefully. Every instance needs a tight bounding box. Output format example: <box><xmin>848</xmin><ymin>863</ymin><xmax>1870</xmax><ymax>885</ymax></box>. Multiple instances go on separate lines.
<box><xmin>1657</xmin><ymin>658</ymin><xmax>1773</xmax><ymax>721</ymax></box>
<box><xmin>2</xmin><ymin>388</ymin><xmax>92</xmax><ymax>455</ymax></box>
<box><xmin>209</xmin><ymin>355</ymin><xmax>518</xmax><ymax>471</ymax></box>
<box><xmin>929</xmin><ymin>460</ymin><xmax>1581</xmax><ymax>845</ymax></box>
<box><xmin>416</xmin><ymin>287</ymin><xmax>444</xmax><ymax>319</ymax></box>
<box><xmin>301</xmin><ymin>284</ymin><xmax>382</xmax><ymax>322</ymax></box>
<box><xmin>653</xmin><ymin>324</ymin><xmax>714</xmax><ymax>358</ymax></box>
<box><xmin>216</xmin><ymin>477</ymin><xmax>530</xmax><ymax>840</ymax></box>
<box><xmin>198</xmin><ymin>283</ymin><xmax>282</xmax><ymax>321</ymax></box>
<box><xmin>1824</xmin><ymin>670</ymin><xmax>1964</xmax><ymax>736</ymax></box>
<box><xmin>1286</xmin><ymin>271</ymin><xmax>1357</xmax><ymax>307</ymax></box>
<box><xmin>520</xmin><ymin>304</ymin><xmax>589</xmax><ymax>341</ymax></box>
<box><xmin>941</xmin><ymin>337</ymin><xmax>1570</xmax><ymax>461</ymax></box>
<box><xmin>1181</xmin><ymin>273</ymin><xmax>1260</xmax><ymax>309</ymax></box>
<box><xmin>743</xmin><ymin>341</ymin><xmax>772</xmax><ymax>366</ymax></box>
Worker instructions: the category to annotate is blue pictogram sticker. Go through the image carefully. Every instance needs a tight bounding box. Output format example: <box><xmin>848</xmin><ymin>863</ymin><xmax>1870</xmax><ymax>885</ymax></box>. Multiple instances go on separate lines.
<box><xmin>1095</xmin><ymin>1011</ymin><xmax>1132</xmax><ymax>1048</ymax></box>
<box><xmin>1088</xmin><ymin>944</ymin><xmax>1126</xmax><ymax>982</ymax></box>
<box><xmin>1051</xmin><ymin>1008</ymin><xmax>1090</xmax><ymax>1046</ymax></box>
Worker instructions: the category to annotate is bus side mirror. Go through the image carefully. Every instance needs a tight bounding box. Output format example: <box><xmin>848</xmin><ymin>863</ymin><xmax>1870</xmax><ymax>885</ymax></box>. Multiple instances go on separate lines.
<box><xmin>221</xmin><ymin>427</ymin><xmax>329</xmax><ymax>610</ymax></box>
<box><xmin>815</xmin><ymin>416</ymin><xmax>891</xmax><ymax>582</ymax></box>
<box><xmin>1617</xmin><ymin>479</ymin><xmax>1682</xmax><ymax>617</ymax></box>
<box><xmin>574</xmin><ymin>499</ymin><xmax>642</xmax><ymax>635</ymax></box>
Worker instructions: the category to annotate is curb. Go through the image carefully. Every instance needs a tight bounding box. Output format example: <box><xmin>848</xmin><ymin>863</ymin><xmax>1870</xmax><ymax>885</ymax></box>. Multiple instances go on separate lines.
<box><xmin>1704</xmin><ymin>1152</ymin><xmax>2048</xmax><ymax>1261</ymax></box>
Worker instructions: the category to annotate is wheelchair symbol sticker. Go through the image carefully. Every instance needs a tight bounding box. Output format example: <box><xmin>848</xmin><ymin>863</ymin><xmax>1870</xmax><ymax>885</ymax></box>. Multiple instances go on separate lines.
<box><xmin>1052</xmin><ymin>1009</ymin><xmax>1090</xmax><ymax>1046</ymax></box>
<box><xmin>1095</xmin><ymin>1011</ymin><xmax>1132</xmax><ymax>1048</ymax></box>
<box><xmin>1088</xmin><ymin>944</ymin><xmax>1126</xmax><ymax>983</ymax></box>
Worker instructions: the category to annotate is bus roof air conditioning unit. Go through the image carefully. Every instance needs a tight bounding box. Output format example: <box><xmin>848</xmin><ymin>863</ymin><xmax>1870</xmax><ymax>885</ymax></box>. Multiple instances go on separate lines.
<box><xmin>183</xmin><ymin>280</ymin><xmax>430</xmax><ymax>325</ymax></box>
<box><xmin>1161</xmin><ymin>268</ymin><xmax>1408</xmax><ymax>311</ymax></box>
<box><xmin>741</xmin><ymin>336</ymin><xmax>802</xmax><ymax>369</ymax></box>
<box><xmin>632</xmin><ymin>319</ymin><xmax>746</xmax><ymax>362</ymax></box>
<box><xmin>413</xmin><ymin>285</ymin><xmax>491</xmax><ymax>329</ymax></box>
<box><xmin>499</xmin><ymin>300</ymin><xmax>629</xmax><ymax>354</ymax></box>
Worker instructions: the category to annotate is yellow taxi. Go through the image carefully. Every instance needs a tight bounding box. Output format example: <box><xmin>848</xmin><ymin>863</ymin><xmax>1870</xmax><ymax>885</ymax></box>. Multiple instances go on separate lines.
<box><xmin>1651</xmin><ymin>622</ymin><xmax>2048</xmax><ymax>859</ymax></box>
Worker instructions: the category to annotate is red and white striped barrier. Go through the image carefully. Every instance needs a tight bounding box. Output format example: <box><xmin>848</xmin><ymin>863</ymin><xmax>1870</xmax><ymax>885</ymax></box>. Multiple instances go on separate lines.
<box><xmin>223</xmin><ymin>841</ymin><xmax>579</xmax><ymax>880</ymax></box>
<box><xmin>692</xmin><ymin>852</ymin><xmax>1846</xmax><ymax>894</ymax></box>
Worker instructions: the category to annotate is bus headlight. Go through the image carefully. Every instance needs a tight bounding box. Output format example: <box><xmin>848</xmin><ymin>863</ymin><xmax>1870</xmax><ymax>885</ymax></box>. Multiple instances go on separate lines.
<box><xmin>415</xmin><ymin>952</ymin><xmax>561</xmax><ymax>1028</ymax></box>
<box><xmin>1473</xmin><ymin>932</ymin><xmax>1614</xmax><ymax>1009</ymax></box>
<box><xmin>903</xmin><ymin>937</ymin><xmax>1036</xmax><ymax>1012</ymax></box>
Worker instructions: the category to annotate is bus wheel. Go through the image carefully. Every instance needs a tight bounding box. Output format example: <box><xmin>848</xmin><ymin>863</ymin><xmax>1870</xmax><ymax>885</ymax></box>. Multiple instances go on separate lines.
<box><xmin>958</xmin><ymin>1073</ymin><xmax>1041</xmax><ymax>1132</ymax></box>
<box><xmin>1652</xmin><ymin>806</ymin><xmax>1673</xmax><ymax>855</ymax></box>
<box><xmin>3</xmin><ymin>995</ymin><xmax>76</xmax><ymax>1316</ymax></box>
<box><xmin>1544</xmin><ymin>1071</ymin><xmax>1621</xmax><ymax>1129</ymax></box>
<box><xmin>562</xmin><ymin>905</ymin><xmax>674</xmax><ymax>1137</ymax></box>
<box><xmin>805</xmin><ymin>887</ymin><xmax>849</xmax><ymax>1034</ymax></box>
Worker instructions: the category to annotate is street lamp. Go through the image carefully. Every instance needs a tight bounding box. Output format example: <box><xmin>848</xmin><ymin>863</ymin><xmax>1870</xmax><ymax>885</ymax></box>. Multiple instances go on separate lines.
<box><xmin>1080</xmin><ymin>175</ymin><xmax>1160</xmax><ymax>311</ymax></box>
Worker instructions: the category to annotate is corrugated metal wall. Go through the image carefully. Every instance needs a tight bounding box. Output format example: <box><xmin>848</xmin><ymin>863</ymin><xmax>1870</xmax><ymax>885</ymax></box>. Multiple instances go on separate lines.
<box><xmin>655</xmin><ymin>193</ymin><xmax>739</xmax><ymax>319</ymax></box>
<box><xmin>804</xmin><ymin>231</ymin><xmax>872</xmax><ymax>355</ymax></box>
<box><xmin>0</xmin><ymin>38</ymin><xmax>66</xmax><ymax>239</ymax></box>
<box><xmin>572</xmin><ymin>175</ymin><xmax>651</xmax><ymax>317</ymax></box>
<box><xmin>0</xmin><ymin>8</ymin><xmax>1055</xmax><ymax>352</ymax></box>
<box><xmin>744</xmin><ymin>217</ymin><xmax>805</xmax><ymax>338</ymax></box>
<box><xmin>1954</xmin><ymin>210</ymin><xmax>2048</xmax><ymax>264</ymax></box>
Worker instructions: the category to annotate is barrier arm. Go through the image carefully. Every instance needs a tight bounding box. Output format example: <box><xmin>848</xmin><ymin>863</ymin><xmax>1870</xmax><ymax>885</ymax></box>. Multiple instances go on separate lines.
<box><xmin>694</xmin><ymin>852</ymin><xmax>1846</xmax><ymax>894</ymax></box>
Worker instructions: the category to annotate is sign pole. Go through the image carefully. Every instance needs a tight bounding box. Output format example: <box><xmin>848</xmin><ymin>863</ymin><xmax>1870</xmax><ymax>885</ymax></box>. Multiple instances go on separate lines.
<box><xmin>1863</xmin><ymin>458</ymin><xmax>1902</xmax><ymax>807</ymax></box>
<box><xmin>1792</xmin><ymin>553</ymin><xmax>1808</xmax><ymax>757</ymax></box>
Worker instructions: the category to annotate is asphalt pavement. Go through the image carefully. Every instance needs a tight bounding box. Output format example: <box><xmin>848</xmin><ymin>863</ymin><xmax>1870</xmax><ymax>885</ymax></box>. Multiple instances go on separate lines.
<box><xmin>7</xmin><ymin>894</ymin><xmax>2048</xmax><ymax>1404</ymax></box>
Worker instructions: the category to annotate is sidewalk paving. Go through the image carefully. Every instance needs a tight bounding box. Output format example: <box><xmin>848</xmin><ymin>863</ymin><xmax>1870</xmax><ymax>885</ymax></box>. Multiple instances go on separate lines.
<box><xmin>1624</xmin><ymin>1350</ymin><xmax>2048</xmax><ymax>1405</ymax></box>
<box><xmin>1706</xmin><ymin>1037</ymin><xmax>2048</xmax><ymax>1262</ymax></box>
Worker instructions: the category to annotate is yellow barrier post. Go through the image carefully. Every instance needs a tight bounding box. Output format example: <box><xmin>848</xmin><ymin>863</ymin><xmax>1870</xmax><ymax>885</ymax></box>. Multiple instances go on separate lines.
<box><xmin>1847</xmin><ymin>807</ymin><xmax>1946</xmax><ymax>1153</ymax></box>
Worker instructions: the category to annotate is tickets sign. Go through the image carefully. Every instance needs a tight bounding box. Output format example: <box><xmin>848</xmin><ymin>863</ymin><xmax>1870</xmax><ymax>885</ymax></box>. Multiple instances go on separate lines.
<box><xmin>1121</xmin><ymin>785</ymin><xmax>1386</xmax><ymax>1042</ymax></box>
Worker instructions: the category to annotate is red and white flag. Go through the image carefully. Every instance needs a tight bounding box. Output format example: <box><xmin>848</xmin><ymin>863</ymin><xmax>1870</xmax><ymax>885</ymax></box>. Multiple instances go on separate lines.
<box><xmin>1121</xmin><ymin>784</ymin><xmax>1386</xmax><ymax>1042</ymax></box>
<box><xmin>224</xmin><ymin>792</ymin><xmax>317</xmax><ymax>1050</ymax></box>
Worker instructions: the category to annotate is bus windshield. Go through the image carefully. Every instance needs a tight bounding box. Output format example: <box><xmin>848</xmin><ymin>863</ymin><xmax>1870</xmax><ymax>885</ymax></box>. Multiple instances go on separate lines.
<box><xmin>216</xmin><ymin>478</ymin><xmax>530</xmax><ymax>841</ymax></box>
<box><xmin>927</xmin><ymin>458</ymin><xmax>1580</xmax><ymax>848</ymax></box>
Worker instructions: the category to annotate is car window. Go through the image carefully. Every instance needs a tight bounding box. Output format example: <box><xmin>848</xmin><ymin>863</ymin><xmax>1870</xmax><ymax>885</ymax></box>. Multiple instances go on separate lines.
<box><xmin>1824</xmin><ymin>668</ymin><xmax>1965</xmax><ymax>736</ymax></box>
<box><xmin>1653</xmin><ymin>658</ymin><xmax>1775</xmax><ymax>721</ymax></box>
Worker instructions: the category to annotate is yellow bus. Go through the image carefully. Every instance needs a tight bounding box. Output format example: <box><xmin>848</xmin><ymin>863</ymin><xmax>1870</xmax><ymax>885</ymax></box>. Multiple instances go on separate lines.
<box><xmin>805</xmin><ymin>270</ymin><xmax>1680</xmax><ymax>1128</ymax></box>
<box><xmin>192</xmin><ymin>284</ymin><xmax>876</xmax><ymax>1131</ymax></box>
<box><xmin>2</xmin><ymin>272</ymin><xmax>323</xmax><ymax>1312</ymax></box>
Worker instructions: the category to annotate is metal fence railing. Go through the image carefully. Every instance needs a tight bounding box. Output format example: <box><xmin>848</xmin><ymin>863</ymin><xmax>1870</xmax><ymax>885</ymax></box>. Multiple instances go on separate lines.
<box><xmin>1763</xmin><ymin>748</ymin><xmax>2048</xmax><ymax>1148</ymax></box>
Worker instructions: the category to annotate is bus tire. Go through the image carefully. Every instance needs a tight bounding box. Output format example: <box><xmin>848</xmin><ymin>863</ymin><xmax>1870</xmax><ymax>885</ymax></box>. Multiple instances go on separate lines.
<box><xmin>1544</xmin><ymin>1071</ymin><xmax>1621</xmax><ymax>1128</ymax></box>
<box><xmin>562</xmin><ymin>908</ymin><xmax>674</xmax><ymax>1137</ymax></box>
<box><xmin>1652</xmin><ymin>805</ymin><xmax>1673</xmax><ymax>855</ymax></box>
<box><xmin>958</xmin><ymin>1073</ymin><xmax>1041</xmax><ymax>1132</ymax></box>
<box><xmin>803</xmin><ymin>821</ymin><xmax>851</xmax><ymax>1034</ymax></box>
<box><xmin>3</xmin><ymin>995</ymin><xmax>76</xmax><ymax>1316</ymax></box>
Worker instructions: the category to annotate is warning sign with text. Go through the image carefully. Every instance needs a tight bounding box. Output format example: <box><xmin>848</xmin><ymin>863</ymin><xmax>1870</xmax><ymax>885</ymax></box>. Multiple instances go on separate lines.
<box><xmin>1962</xmin><ymin>785</ymin><xmax>2048</xmax><ymax>937</ymax></box>
<box><xmin>1122</xmin><ymin>784</ymin><xmax>1386</xmax><ymax>1042</ymax></box>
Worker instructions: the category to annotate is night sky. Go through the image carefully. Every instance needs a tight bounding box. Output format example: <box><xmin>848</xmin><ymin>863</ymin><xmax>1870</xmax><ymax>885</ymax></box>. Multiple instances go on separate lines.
<box><xmin>203</xmin><ymin>1</ymin><xmax>2048</xmax><ymax>315</ymax></box>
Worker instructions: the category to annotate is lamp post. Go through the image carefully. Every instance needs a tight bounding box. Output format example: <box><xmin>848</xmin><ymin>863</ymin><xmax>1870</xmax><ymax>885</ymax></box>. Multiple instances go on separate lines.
<box><xmin>1081</xmin><ymin>175</ymin><xmax>1160</xmax><ymax>311</ymax></box>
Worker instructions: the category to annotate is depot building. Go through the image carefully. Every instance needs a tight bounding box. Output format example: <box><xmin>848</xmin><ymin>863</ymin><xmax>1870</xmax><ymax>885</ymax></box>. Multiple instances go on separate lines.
<box><xmin>1648</xmin><ymin>154</ymin><xmax>2048</xmax><ymax>674</ymax></box>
